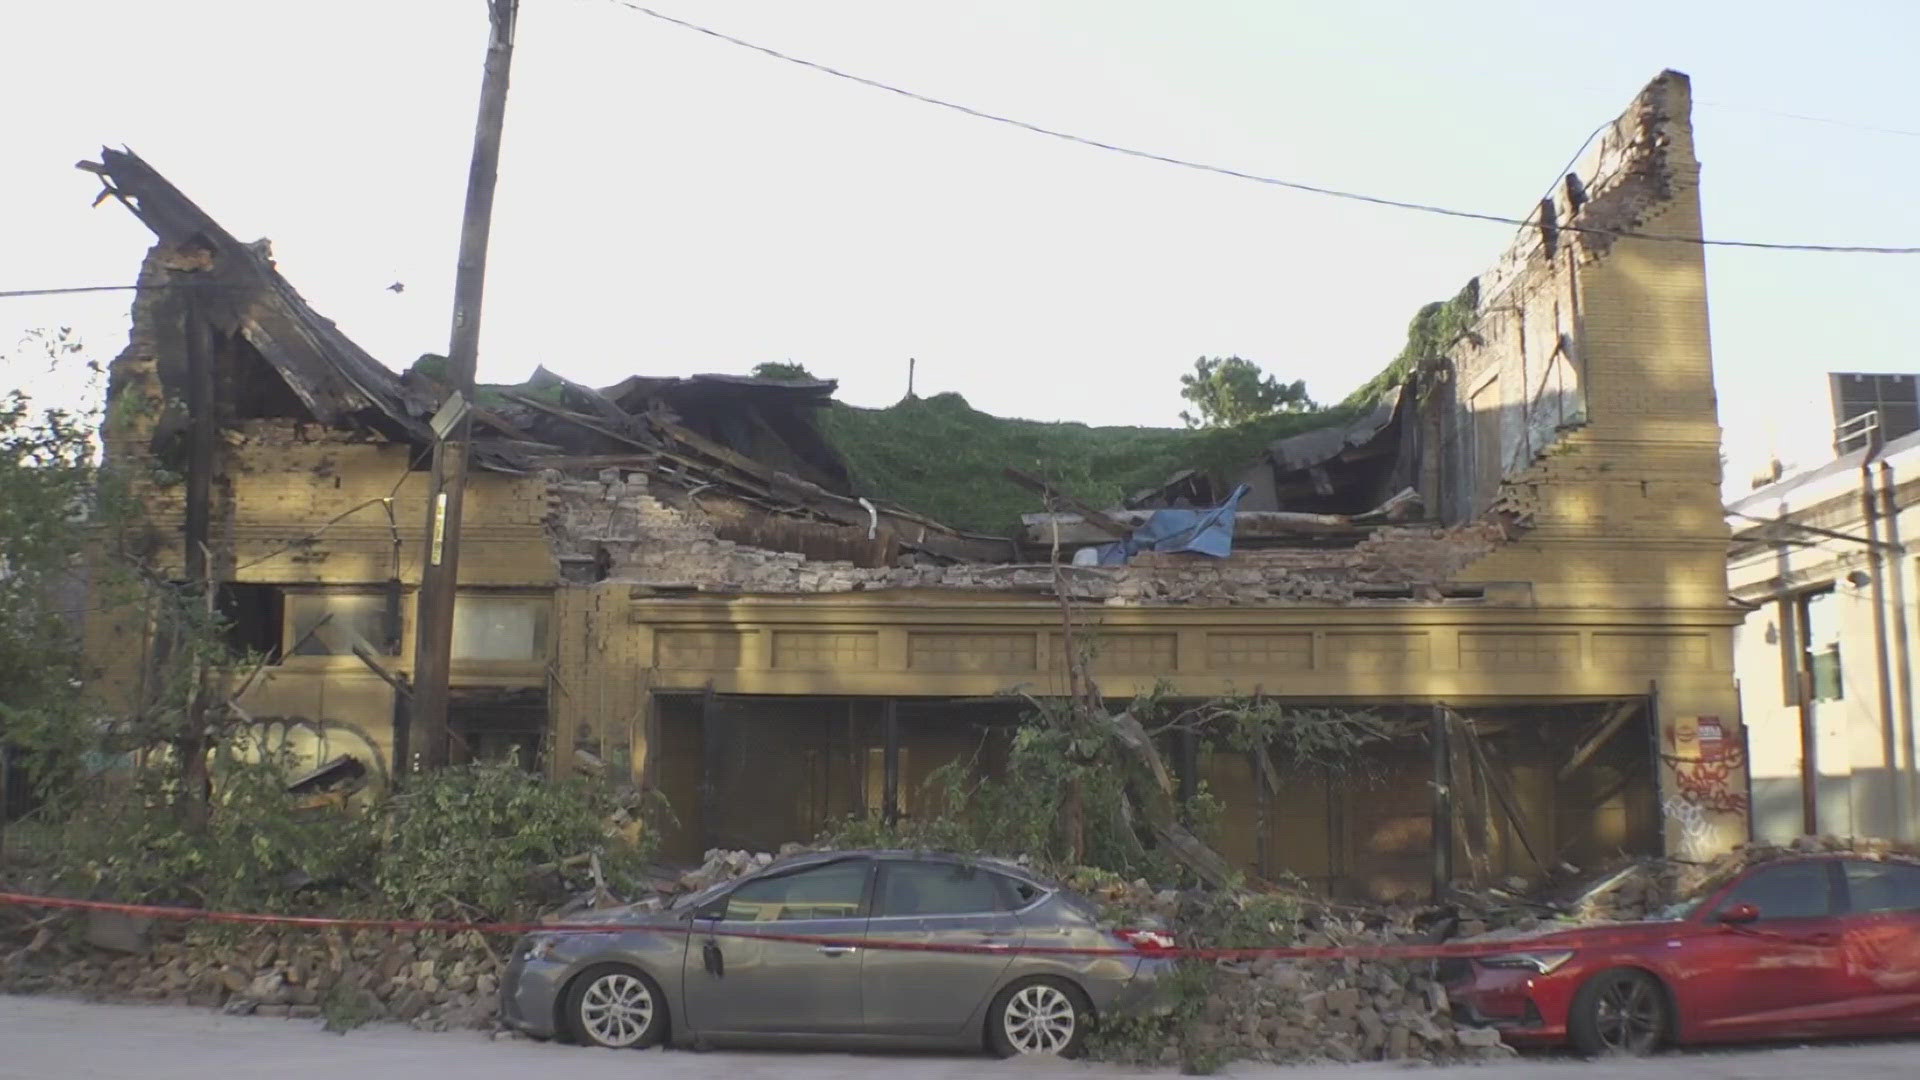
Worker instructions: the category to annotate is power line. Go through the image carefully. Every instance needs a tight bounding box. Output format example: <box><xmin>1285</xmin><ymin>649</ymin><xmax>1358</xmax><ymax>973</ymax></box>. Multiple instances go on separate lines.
<box><xmin>0</xmin><ymin>281</ymin><xmax>395</xmax><ymax>302</ymax></box>
<box><xmin>0</xmin><ymin>284</ymin><xmax>150</xmax><ymax>299</ymax></box>
<box><xmin>1696</xmin><ymin>99</ymin><xmax>1920</xmax><ymax>140</ymax></box>
<box><xmin>607</xmin><ymin>1</ymin><xmax>1920</xmax><ymax>256</ymax></box>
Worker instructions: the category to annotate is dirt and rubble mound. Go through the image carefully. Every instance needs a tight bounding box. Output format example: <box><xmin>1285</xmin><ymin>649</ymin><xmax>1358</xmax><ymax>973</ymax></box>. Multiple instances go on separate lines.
<box><xmin>0</xmin><ymin>919</ymin><xmax>506</xmax><ymax>1033</ymax></box>
<box><xmin>549</xmin><ymin>470</ymin><xmax>1503</xmax><ymax>605</ymax></box>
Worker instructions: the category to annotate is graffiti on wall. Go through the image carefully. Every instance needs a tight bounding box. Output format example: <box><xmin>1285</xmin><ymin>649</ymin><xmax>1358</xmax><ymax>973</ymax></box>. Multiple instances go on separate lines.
<box><xmin>237</xmin><ymin>715</ymin><xmax>390</xmax><ymax>787</ymax></box>
<box><xmin>1661</xmin><ymin>715</ymin><xmax>1748</xmax><ymax>858</ymax></box>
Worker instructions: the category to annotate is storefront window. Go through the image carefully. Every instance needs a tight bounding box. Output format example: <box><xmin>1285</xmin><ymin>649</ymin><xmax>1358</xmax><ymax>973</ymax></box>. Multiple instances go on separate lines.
<box><xmin>452</xmin><ymin>595</ymin><xmax>549</xmax><ymax>661</ymax></box>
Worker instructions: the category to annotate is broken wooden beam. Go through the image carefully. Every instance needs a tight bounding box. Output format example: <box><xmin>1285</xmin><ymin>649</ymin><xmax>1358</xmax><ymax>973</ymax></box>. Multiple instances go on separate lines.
<box><xmin>499</xmin><ymin>390</ymin><xmax>657</xmax><ymax>453</ymax></box>
<box><xmin>1450</xmin><ymin>708</ymin><xmax>1546</xmax><ymax>871</ymax></box>
<box><xmin>351</xmin><ymin>642</ymin><xmax>411</xmax><ymax>698</ymax></box>
<box><xmin>1098</xmin><ymin>708</ymin><xmax>1243</xmax><ymax>891</ymax></box>
<box><xmin>1021</xmin><ymin>508</ymin><xmax>1365</xmax><ymax>546</ymax></box>
<box><xmin>1557</xmin><ymin>700</ymin><xmax>1641</xmax><ymax>781</ymax></box>
<box><xmin>1003</xmin><ymin>468</ymin><xmax>1134</xmax><ymax>539</ymax></box>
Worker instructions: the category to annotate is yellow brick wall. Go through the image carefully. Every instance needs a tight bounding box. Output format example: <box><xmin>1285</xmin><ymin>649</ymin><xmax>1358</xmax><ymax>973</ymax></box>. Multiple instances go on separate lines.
<box><xmin>1450</xmin><ymin>71</ymin><xmax>1741</xmax><ymax>857</ymax></box>
<box><xmin>84</xmin><ymin>349</ymin><xmax>557</xmax><ymax>787</ymax></box>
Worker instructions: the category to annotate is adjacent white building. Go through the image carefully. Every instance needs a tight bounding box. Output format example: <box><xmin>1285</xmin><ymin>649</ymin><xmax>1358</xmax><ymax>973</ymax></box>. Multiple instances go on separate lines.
<box><xmin>1729</xmin><ymin>374</ymin><xmax>1920</xmax><ymax>843</ymax></box>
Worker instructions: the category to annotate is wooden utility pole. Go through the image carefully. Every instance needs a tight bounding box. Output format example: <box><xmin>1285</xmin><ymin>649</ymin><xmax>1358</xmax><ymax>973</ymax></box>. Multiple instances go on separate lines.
<box><xmin>180</xmin><ymin>283</ymin><xmax>218</xmax><ymax>827</ymax></box>
<box><xmin>411</xmin><ymin>0</ymin><xmax>519</xmax><ymax>771</ymax></box>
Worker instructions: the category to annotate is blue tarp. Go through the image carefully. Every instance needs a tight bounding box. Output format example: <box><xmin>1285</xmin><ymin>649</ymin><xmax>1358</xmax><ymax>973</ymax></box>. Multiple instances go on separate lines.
<box><xmin>1093</xmin><ymin>484</ymin><xmax>1250</xmax><ymax>566</ymax></box>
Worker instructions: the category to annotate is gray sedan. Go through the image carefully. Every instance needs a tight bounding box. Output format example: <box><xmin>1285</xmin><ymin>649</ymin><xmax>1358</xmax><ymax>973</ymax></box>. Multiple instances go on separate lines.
<box><xmin>500</xmin><ymin>850</ymin><xmax>1173</xmax><ymax>1056</ymax></box>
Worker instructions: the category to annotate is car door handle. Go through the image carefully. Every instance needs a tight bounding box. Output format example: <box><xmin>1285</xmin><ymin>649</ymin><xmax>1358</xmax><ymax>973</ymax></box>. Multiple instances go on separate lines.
<box><xmin>817</xmin><ymin>945</ymin><xmax>858</xmax><ymax>957</ymax></box>
<box><xmin>1802</xmin><ymin>933</ymin><xmax>1839</xmax><ymax>946</ymax></box>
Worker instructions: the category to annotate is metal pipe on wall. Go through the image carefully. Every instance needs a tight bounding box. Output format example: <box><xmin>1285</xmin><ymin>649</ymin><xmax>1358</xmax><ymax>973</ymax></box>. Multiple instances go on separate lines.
<box><xmin>1862</xmin><ymin>451</ymin><xmax>1907</xmax><ymax>839</ymax></box>
<box><xmin>1880</xmin><ymin>461</ymin><xmax>1917</xmax><ymax>840</ymax></box>
<box><xmin>1773</xmin><ymin>535</ymin><xmax>1819</xmax><ymax>836</ymax></box>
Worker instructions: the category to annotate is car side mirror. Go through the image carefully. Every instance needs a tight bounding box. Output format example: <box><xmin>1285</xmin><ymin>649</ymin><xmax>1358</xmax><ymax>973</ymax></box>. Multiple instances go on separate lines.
<box><xmin>694</xmin><ymin>899</ymin><xmax>728</xmax><ymax>922</ymax></box>
<box><xmin>1717</xmin><ymin>902</ymin><xmax>1760</xmax><ymax>925</ymax></box>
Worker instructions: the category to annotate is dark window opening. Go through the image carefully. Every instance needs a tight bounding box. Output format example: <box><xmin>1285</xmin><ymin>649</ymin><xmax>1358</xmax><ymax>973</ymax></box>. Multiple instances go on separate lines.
<box><xmin>217</xmin><ymin>583</ymin><xmax>284</xmax><ymax>662</ymax></box>
<box><xmin>448</xmin><ymin>686</ymin><xmax>548</xmax><ymax>772</ymax></box>
<box><xmin>223</xmin><ymin>337</ymin><xmax>312</xmax><ymax>421</ymax></box>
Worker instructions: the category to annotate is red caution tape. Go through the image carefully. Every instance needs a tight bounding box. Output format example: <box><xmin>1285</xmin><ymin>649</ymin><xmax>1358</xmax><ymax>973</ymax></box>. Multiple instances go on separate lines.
<box><xmin>0</xmin><ymin>890</ymin><xmax>1639</xmax><ymax>961</ymax></box>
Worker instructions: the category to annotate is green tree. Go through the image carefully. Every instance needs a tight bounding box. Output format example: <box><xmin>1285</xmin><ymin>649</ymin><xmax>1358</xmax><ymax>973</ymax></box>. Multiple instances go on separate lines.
<box><xmin>751</xmin><ymin>361</ymin><xmax>816</xmax><ymax>381</ymax></box>
<box><xmin>0</xmin><ymin>328</ymin><xmax>235</xmax><ymax>828</ymax></box>
<box><xmin>0</xmin><ymin>328</ymin><xmax>102</xmax><ymax>800</ymax></box>
<box><xmin>1177</xmin><ymin>356</ymin><xmax>1313</xmax><ymax>428</ymax></box>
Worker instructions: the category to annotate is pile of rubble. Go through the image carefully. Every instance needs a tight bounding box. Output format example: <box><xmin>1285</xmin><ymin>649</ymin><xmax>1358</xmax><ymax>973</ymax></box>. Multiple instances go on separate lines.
<box><xmin>1184</xmin><ymin>954</ymin><xmax>1508</xmax><ymax>1066</ymax></box>
<box><xmin>0</xmin><ymin>921</ymin><xmax>505</xmax><ymax>1033</ymax></box>
<box><xmin>673</xmin><ymin>847</ymin><xmax>786</xmax><ymax>892</ymax></box>
<box><xmin>554</xmin><ymin>472</ymin><xmax>1503</xmax><ymax>607</ymax></box>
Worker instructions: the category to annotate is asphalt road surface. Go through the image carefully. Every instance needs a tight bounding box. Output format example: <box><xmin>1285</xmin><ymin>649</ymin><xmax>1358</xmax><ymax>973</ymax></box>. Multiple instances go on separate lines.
<box><xmin>4</xmin><ymin>996</ymin><xmax>1919</xmax><ymax>1079</ymax></box>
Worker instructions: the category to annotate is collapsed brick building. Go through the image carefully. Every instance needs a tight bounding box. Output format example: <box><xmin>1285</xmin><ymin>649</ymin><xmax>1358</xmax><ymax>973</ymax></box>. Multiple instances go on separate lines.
<box><xmin>82</xmin><ymin>69</ymin><xmax>1743</xmax><ymax>899</ymax></box>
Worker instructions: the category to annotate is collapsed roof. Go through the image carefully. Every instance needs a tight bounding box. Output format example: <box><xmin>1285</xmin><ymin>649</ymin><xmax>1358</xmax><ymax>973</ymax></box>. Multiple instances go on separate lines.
<box><xmin>86</xmin><ymin>148</ymin><xmax>1014</xmax><ymax>565</ymax></box>
<box><xmin>88</xmin><ymin>148</ymin><xmax>1466</xmax><ymax>581</ymax></box>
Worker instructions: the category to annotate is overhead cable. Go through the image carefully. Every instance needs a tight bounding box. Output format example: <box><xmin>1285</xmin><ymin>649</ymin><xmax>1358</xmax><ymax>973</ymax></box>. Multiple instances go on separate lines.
<box><xmin>607</xmin><ymin>1</ymin><xmax>1920</xmax><ymax>255</ymax></box>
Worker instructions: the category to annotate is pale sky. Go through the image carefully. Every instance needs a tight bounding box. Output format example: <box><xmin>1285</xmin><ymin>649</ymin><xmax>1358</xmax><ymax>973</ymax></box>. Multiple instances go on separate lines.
<box><xmin>5</xmin><ymin>0</ymin><xmax>1918</xmax><ymax>493</ymax></box>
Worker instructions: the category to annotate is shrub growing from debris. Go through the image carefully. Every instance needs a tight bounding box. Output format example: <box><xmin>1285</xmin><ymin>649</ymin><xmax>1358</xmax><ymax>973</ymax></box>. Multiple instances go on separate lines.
<box><xmin>45</xmin><ymin>744</ymin><xmax>376</xmax><ymax>911</ymax></box>
<box><xmin>24</xmin><ymin>753</ymin><xmax>663</xmax><ymax>921</ymax></box>
<box><xmin>371</xmin><ymin>761</ymin><xmax>662</xmax><ymax>919</ymax></box>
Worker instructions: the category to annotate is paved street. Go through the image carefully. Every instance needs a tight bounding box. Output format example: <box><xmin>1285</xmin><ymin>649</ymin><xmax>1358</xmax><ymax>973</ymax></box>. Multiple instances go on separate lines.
<box><xmin>2</xmin><ymin>996</ymin><xmax>1918</xmax><ymax>1080</ymax></box>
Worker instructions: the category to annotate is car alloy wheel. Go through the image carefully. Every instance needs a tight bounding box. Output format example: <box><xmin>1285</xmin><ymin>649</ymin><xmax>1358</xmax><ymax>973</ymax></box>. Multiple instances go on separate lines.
<box><xmin>570</xmin><ymin>966</ymin><xmax>661</xmax><ymax>1049</ymax></box>
<box><xmin>1572</xmin><ymin>969</ymin><xmax>1666</xmax><ymax>1056</ymax></box>
<box><xmin>1001</xmin><ymin>982</ymin><xmax>1078</xmax><ymax>1055</ymax></box>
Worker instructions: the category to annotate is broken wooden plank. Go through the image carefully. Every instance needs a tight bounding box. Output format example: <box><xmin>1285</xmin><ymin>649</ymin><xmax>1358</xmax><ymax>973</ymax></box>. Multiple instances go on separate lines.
<box><xmin>1097</xmin><ymin>708</ymin><xmax>1243</xmax><ymax>890</ymax></box>
<box><xmin>1004</xmin><ymin>468</ymin><xmax>1134</xmax><ymax>539</ymax></box>
<box><xmin>1354</xmin><ymin>486</ymin><xmax>1424</xmax><ymax>523</ymax></box>
<box><xmin>1452</xmin><ymin>710</ymin><xmax>1547</xmax><ymax>871</ymax></box>
<box><xmin>1021</xmin><ymin>509</ymin><xmax>1364</xmax><ymax>546</ymax></box>
<box><xmin>409</xmin><ymin>369</ymin><xmax>540</xmax><ymax>444</ymax></box>
<box><xmin>500</xmin><ymin>390</ymin><xmax>657</xmax><ymax>453</ymax></box>
<box><xmin>351</xmin><ymin>642</ymin><xmax>411</xmax><ymax>698</ymax></box>
<box><xmin>1557</xmin><ymin>700</ymin><xmax>1641</xmax><ymax>782</ymax></box>
<box><xmin>648</xmin><ymin>418</ymin><xmax>1016</xmax><ymax>561</ymax></box>
<box><xmin>527</xmin><ymin>453</ymin><xmax>661</xmax><ymax>470</ymax></box>
<box><xmin>1106</xmin><ymin>710</ymin><xmax>1175</xmax><ymax>796</ymax></box>
<box><xmin>655</xmin><ymin>417</ymin><xmax>785</xmax><ymax>486</ymax></box>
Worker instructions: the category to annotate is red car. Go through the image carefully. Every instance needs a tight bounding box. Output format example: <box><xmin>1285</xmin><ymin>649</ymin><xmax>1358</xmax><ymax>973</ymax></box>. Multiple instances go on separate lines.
<box><xmin>1445</xmin><ymin>854</ymin><xmax>1920</xmax><ymax>1055</ymax></box>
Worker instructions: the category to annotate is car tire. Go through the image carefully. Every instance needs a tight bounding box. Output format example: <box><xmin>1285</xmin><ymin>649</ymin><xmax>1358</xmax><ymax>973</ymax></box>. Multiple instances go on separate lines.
<box><xmin>986</xmin><ymin>976</ymin><xmax>1091</xmax><ymax>1059</ymax></box>
<box><xmin>1568</xmin><ymin>968</ymin><xmax>1668</xmax><ymax>1057</ymax></box>
<box><xmin>563</xmin><ymin>964</ymin><xmax>668</xmax><ymax>1050</ymax></box>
